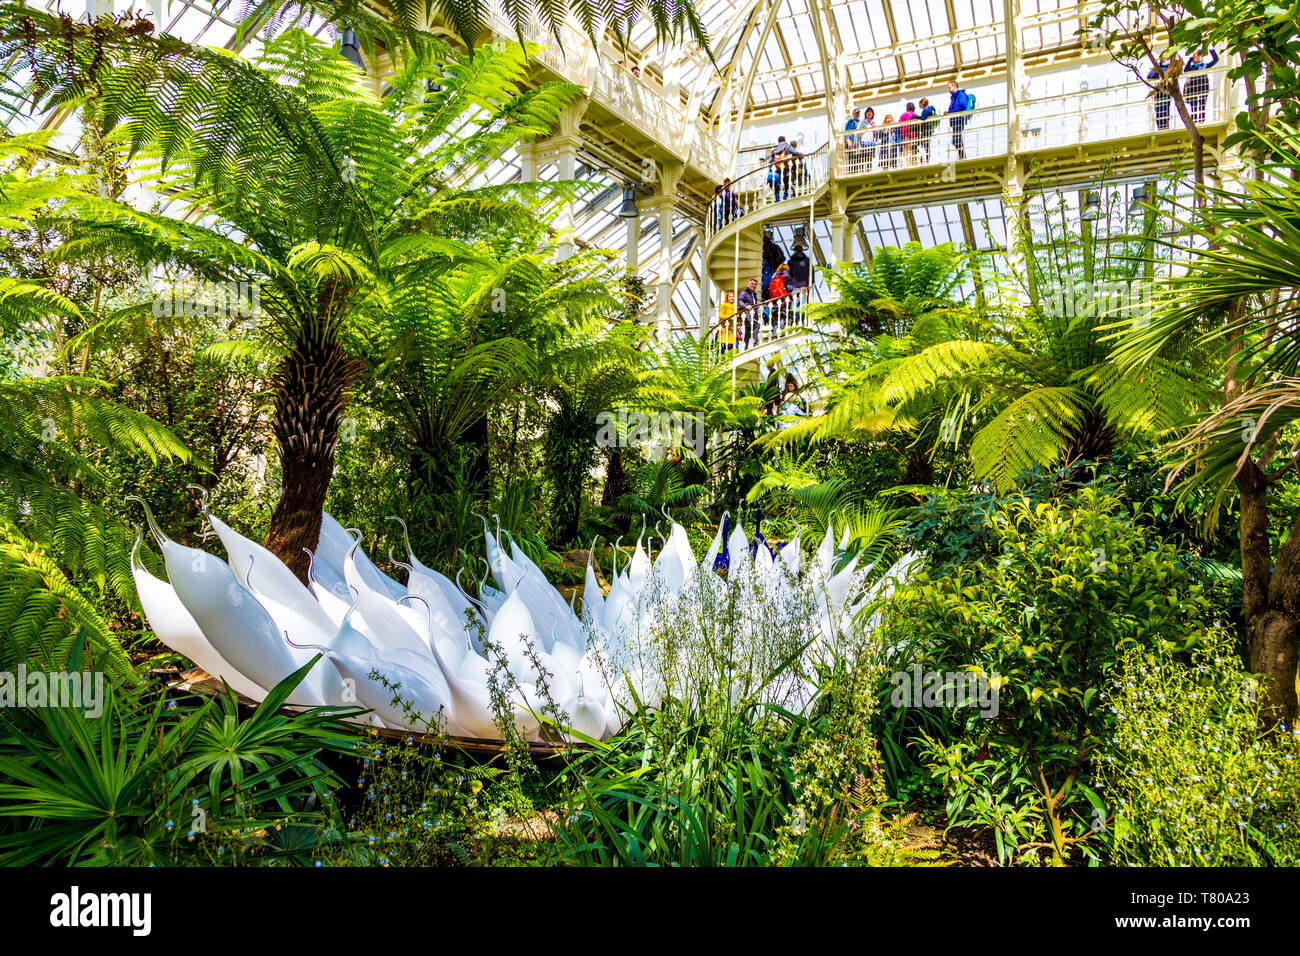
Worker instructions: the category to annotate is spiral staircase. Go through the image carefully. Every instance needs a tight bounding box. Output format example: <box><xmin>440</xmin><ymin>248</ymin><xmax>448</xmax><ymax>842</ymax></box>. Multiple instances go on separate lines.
<box><xmin>701</xmin><ymin>62</ymin><xmax>1240</xmax><ymax>402</ymax></box>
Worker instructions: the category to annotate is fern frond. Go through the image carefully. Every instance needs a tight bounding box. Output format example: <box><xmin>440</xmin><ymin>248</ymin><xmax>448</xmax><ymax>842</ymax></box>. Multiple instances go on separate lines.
<box><xmin>0</xmin><ymin>518</ymin><xmax>133</xmax><ymax>681</ymax></box>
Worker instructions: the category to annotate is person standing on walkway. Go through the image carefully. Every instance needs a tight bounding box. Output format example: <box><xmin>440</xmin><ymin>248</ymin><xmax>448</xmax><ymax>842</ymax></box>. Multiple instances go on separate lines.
<box><xmin>899</xmin><ymin>101</ymin><xmax>920</xmax><ymax>165</ymax></box>
<box><xmin>1184</xmin><ymin>49</ymin><xmax>1219</xmax><ymax>124</ymax></box>
<box><xmin>788</xmin><ymin>242</ymin><xmax>810</xmax><ymax>326</ymax></box>
<box><xmin>879</xmin><ymin>114</ymin><xmax>896</xmax><ymax>168</ymax></box>
<box><xmin>737</xmin><ymin>277</ymin><xmax>760</xmax><ymax>348</ymax></box>
<box><xmin>715</xmin><ymin>291</ymin><xmax>737</xmax><ymax>353</ymax></box>
<box><xmin>787</xmin><ymin>140</ymin><xmax>807</xmax><ymax>194</ymax></box>
<box><xmin>917</xmin><ymin>97</ymin><xmax>938</xmax><ymax>164</ymax></box>
<box><xmin>719</xmin><ymin>177</ymin><xmax>740</xmax><ymax>226</ymax></box>
<box><xmin>1147</xmin><ymin>58</ymin><xmax>1173</xmax><ymax>130</ymax></box>
<box><xmin>768</xmin><ymin>136</ymin><xmax>791</xmax><ymax>200</ymax></box>
<box><xmin>946</xmin><ymin>80</ymin><xmax>972</xmax><ymax>159</ymax></box>
<box><xmin>860</xmin><ymin>106</ymin><xmax>878</xmax><ymax>171</ymax></box>
<box><xmin>769</xmin><ymin>263</ymin><xmax>790</xmax><ymax>331</ymax></box>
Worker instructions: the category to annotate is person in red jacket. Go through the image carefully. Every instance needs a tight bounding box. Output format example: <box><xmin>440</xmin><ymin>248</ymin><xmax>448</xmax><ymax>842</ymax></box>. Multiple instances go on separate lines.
<box><xmin>769</xmin><ymin>264</ymin><xmax>790</xmax><ymax>332</ymax></box>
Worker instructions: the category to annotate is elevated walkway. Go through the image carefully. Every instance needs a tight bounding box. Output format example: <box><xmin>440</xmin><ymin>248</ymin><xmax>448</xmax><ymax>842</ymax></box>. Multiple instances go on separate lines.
<box><xmin>481</xmin><ymin>13</ymin><xmax>729</xmax><ymax>218</ymax></box>
<box><xmin>704</xmin><ymin>64</ymin><xmax>1236</xmax><ymax>375</ymax></box>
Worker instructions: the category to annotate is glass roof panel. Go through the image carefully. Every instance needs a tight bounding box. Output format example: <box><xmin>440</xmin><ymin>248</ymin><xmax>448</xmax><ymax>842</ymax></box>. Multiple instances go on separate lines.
<box><xmin>3</xmin><ymin>0</ymin><xmax>1131</xmax><ymax>335</ymax></box>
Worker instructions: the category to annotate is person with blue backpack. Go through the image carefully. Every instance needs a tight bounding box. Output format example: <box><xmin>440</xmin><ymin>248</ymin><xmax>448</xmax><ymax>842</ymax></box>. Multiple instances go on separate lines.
<box><xmin>844</xmin><ymin>108</ymin><xmax>860</xmax><ymax>152</ymax></box>
<box><xmin>917</xmin><ymin>97</ymin><xmax>938</xmax><ymax>164</ymax></box>
<box><xmin>946</xmin><ymin>80</ymin><xmax>974</xmax><ymax>159</ymax></box>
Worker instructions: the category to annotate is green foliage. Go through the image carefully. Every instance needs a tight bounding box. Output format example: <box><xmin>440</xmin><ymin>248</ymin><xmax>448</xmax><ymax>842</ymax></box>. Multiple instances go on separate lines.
<box><xmin>554</xmin><ymin>661</ymin><xmax>895</xmax><ymax>867</ymax></box>
<box><xmin>818</xmin><ymin>241</ymin><xmax>971</xmax><ymax>340</ymax></box>
<box><xmin>0</xmin><ymin>519</ymin><xmax>132</xmax><ymax>680</ymax></box>
<box><xmin>0</xmin><ymin>661</ymin><xmax>358</xmax><ymax>865</ymax></box>
<box><xmin>234</xmin><ymin>0</ymin><xmax>713</xmax><ymax>61</ymax></box>
<box><xmin>900</xmin><ymin>490</ymin><xmax>1002</xmax><ymax>576</ymax></box>
<box><xmin>554</xmin><ymin>561</ymin><xmax>900</xmax><ymax>866</ymax></box>
<box><xmin>316</xmin><ymin>731</ymin><xmax>562</xmax><ymax>867</ymax></box>
<box><xmin>797</xmin><ymin>194</ymin><xmax>1211</xmax><ymax>492</ymax></box>
<box><xmin>1113</xmin><ymin>126</ymin><xmax>1300</xmax><ymax>517</ymax></box>
<box><xmin>1088</xmin><ymin>0</ymin><xmax>1300</xmax><ymax>136</ymax></box>
<box><xmin>770</xmin><ymin>243</ymin><xmax>978</xmax><ymax>487</ymax></box>
<box><xmin>637</xmin><ymin>334</ymin><xmax>762</xmax><ymax>463</ymax></box>
<box><xmin>1099</xmin><ymin>635</ymin><xmax>1300</xmax><ymax>866</ymax></box>
<box><xmin>553</xmin><ymin>699</ymin><xmax>868</xmax><ymax>866</ymax></box>
<box><xmin>881</xmin><ymin>487</ymin><xmax>1225</xmax><ymax>864</ymax></box>
<box><xmin>614</xmin><ymin>457</ymin><xmax>708</xmax><ymax>527</ymax></box>
<box><xmin>0</xmin><ymin>121</ymin><xmax>205</xmax><ymax>614</ymax></box>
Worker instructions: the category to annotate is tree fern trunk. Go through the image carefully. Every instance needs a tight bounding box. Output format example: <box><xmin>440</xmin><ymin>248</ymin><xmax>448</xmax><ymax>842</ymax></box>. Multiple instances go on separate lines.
<box><xmin>602</xmin><ymin>448</ymin><xmax>629</xmax><ymax>508</ymax></box>
<box><xmin>1240</xmin><ymin>461</ymin><xmax>1300</xmax><ymax>727</ymax></box>
<box><xmin>462</xmin><ymin>413</ymin><xmax>491</xmax><ymax>493</ymax></box>
<box><xmin>1065</xmin><ymin>410</ymin><xmax>1118</xmax><ymax>466</ymax></box>
<box><xmin>904</xmin><ymin>450</ymin><xmax>933</xmax><ymax>485</ymax></box>
<box><xmin>264</xmin><ymin>339</ymin><xmax>364</xmax><ymax>583</ymax></box>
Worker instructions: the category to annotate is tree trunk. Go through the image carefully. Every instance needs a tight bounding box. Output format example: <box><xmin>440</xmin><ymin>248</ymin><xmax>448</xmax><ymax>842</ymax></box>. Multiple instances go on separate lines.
<box><xmin>263</xmin><ymin>339</ymin><xmax>365</xmax><ymax>583</ymax></box>
<box><xmin>602</xmin><ymin>449</ymin><xmax>629</xmax><ymax>508</ymax></box>
<box><xmin>1237</xmin><ymin>460</ymin><xmax>1300</xmax><ymax>727</ymax></box>
<box><xmin>1248</xmin><ymin>610</ymin><xmax>1300</xmax><ymax>728</ymax></box>
<box><xmin>544</xmin><ymin>408</ymin><xmax>597</xmax><ymax>547</ymax></box>
<box><xmin>905</xmin><ymin>450</ymin><xmax>934</xmax><ymax>485</ymax></box>
<box><xmin>1064</xmin><ymin>412</ymin><xmax>1118</xmax><ymax>467</ymax></box>
<box><xmin>462</xmin><ymin>413</ymin><xmax>491</xmax><ymax>493</ymax></box>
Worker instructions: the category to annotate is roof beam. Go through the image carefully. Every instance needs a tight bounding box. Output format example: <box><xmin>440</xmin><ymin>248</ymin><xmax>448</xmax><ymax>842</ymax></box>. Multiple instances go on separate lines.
<box><xmin>879</xmin><ymin>0</ymin><xmax>908</xmax><ymax>88</ymax></box>
<box><xmin>958</xmin><ymin>201</ymin><xmax>986</xmax><ymax>300</ymax></box>
<box><xmin>943</xmin><ymin>0</ymin><xmax>964</xmax><ymax>75</ymax></box>
<box><xmin>856</xmin><ymin>221</ymin><xmax>873</xmax><ymax>263</ymax></box>
<box><xmin>724</xmin><ymin>0</ymin><xmax>786</xmax><ymax>165</ymax></box>
<box><xmin>690</xmin><ymin>1</ymin><xmax>763</xmax><ymax>119</ymax></box>
<box><xmin>809</xmin><ymin>0</ymin><xmax>845</xmax><ymax>129</ymax></box>
<box><xmin>903</xmin><ymin>208</ymin><xmax>921</xmax><ymax>243</ymax></box>
<box><xmin>769</xmin><ymin>18</ymin><xmax>802</xmax><ymax>100</ymax></box>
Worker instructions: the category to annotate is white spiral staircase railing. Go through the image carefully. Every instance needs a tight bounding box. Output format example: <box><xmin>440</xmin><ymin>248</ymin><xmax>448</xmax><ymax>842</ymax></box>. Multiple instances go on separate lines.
<box><xmin>705</xmin><ymin>142</ymin><xmax>831</xmax><ymax>245</ymax></box>
<box><xmin>702</xmin><ymin>64</ymin><xmax>1234</xmax><ymax>373</ymax></box>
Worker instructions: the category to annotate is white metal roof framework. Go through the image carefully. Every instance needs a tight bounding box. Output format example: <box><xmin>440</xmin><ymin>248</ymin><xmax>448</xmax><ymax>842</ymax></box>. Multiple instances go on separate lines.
<box><xmin>6</xmin><ymin>0</ymin><xmax>1206</xmax><ymax>334</ymax></box>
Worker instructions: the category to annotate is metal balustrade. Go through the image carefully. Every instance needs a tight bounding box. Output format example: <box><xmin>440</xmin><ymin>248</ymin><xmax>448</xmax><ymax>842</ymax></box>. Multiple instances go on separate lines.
<box><xmin>710</xmin><ymin>288</ymin><xmax>823</xmax><ymax>356</ymax></box>
<box><xmin>592</xmin><ymin>61</ymin><xmax>688</xmax><ymax>148</ymax></box>
<box><xmin>1018</xmin><ymin>65</ymin><xmax>1228</xmax><ymax>152</ymax></box>
<box><xmin>709</xmin><ymin>66</ymin><xmax>1232</xmax><ymax>249</ymax></box>
<box><xmin>482</xmin><ymin>12</ymin><xmax>731</xmax><ymax>182</ymax></box>
<box><xmin>839</xmin><ymin>103</ymin><xmax>1008</xmax><ymax>175</ymax></box>
<box><xmin>706</xmin><ymin>66</ymin><xmax>1234</xmax><ymax>371</ymax></box>
<box><xmin>833</xmin><ymin>66</ymin><xmax>1229</xmax><ymax>177</ymax></box>
<box><xmin>706</xmin><ymin>143</ymin><xmax>831</xmax><ymax>242</ymax></box>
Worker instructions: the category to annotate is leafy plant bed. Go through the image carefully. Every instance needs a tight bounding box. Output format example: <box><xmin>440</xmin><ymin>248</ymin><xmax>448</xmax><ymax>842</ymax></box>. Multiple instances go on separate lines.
<box><xmin>171</xmin><ymin>668</ymin><xmax>589</xmax><ymax>760</ymax></box>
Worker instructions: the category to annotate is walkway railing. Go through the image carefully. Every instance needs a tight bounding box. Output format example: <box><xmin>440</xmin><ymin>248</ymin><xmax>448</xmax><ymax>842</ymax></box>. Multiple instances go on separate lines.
<box><xmin>706</xmin><ymin>143</ymin><xmax>831</xmax><ymax>243</ymax></box>
<box><xmin>839</xmin><ymin>103</ymin><xmax>1008</xmax><ymax>175</ymax></box>
<box><xmin>835</xmin><ymin>65</ymin><xmax>1230</xmax><ymax>177</ymax></box>
<box><xmin>711</xmin><ymin>288</ymin><xmax>822</xmax><ymax>357</ymax></box>
<box><xmin>482</xmin><ymin>12</ymin><xmax>731</xmax><ymax>182</ymax></box>
<box><xmin>1018</xmin><ymin>64</ymin><xmax>1229</xmax><ymax>153</ymax></box>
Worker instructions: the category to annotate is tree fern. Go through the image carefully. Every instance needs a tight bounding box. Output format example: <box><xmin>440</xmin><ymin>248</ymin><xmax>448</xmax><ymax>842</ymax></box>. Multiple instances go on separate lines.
<box><xmin>0</xmin><ymin>519</ymin><xmax>133</xmax><ymax>681</ymax></box>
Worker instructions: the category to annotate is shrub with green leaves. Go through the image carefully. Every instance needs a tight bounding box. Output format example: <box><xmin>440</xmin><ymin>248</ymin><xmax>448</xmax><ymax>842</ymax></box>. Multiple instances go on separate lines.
<box><xmin>880</xmin><ymin>486</ymin><xmax>1224</xmax><ymax>864</ymax></box>
<box><xmin>552</xmin><ymin>664</ymin><xmax>897</xmax><ymax>867</ymax></box>
<box><xmin>319</xmin><ymin>732</ymin><xmax>561</xmax><ymax>868</ymax></box>
<box><xmin>554</xmin><ymin>567</ymin><xmax>901</xmax><ymax>866</ymax></box>
<box><xmin>1099</xmin><ymin>637</ymin><xmax>1300</xmax><ymax>866</ymax></box>
<box><xmin>0</xmin><ymin>660</ymin><xmax>358</xmax><ymax>865</ymax></box>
